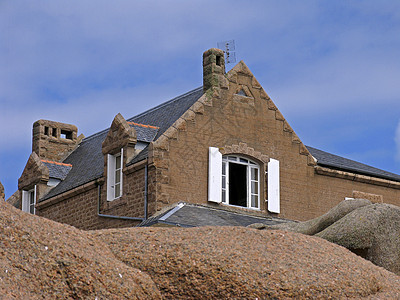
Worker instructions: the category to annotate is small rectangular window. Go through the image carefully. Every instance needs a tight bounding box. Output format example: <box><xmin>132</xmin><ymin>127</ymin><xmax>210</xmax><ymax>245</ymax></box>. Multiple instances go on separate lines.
<box><xmin>216</xmin><ymin>55</ymin><xmax>221</xmax><ymax>66</ymax></box>
<box><xmin>22</xmin><ymin>186</ymin><xmax>36</xmax><ymax>214</ymax></box>
<box><xmin>60</xmin><ymin>130</ymin><xmax>73</xmax><ymax>140</ymax></box>
<box><xmin>44</xmin><ymin>126</ymin><xmax>49</xmax><ymax>136</ymax></box>
<box><xmin>107</xmin><ymin>149</ymin><xmax>123</xmax><ymax>201</ymax></box>
<box><xmin>52</xmin><ymin>128</ymin><xmax>57</xmax><ymax>137</ymax></box>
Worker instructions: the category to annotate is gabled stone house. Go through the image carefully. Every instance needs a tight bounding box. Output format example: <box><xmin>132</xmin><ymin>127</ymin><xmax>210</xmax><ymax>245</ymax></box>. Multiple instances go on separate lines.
<box><xmin>11</xmin><ymin>48</ymin><xmax>400</xmax><ymax>230</ymax></box>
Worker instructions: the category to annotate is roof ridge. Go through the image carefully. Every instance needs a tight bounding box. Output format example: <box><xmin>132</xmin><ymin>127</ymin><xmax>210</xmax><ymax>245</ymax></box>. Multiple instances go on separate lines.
<box><xmin>126</xmin><ymin>86</ymin><xmax>202</xmax><ymax>122</ymax></box>
<box><xmin>41</xmin><ymin>160</ymin><xmax>72</xmax><ymax>167</ymax></box>
<box><xmin>127</xmin><ymin>121</ymin><xmax>159</xmax><ymax>130</ymax></box>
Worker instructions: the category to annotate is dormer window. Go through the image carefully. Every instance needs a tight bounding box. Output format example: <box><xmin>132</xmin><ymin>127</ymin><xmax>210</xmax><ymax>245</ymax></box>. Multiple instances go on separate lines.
<box><xmin>107</xmin><ymin>149</ymin><xmax>123</xmax><ymax>201</ymax></box>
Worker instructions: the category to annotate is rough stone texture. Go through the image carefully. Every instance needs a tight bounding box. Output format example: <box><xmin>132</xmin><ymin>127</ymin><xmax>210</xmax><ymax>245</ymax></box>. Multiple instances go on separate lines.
<box><xmin>267</xmin><ymin>198</ymin><xmax>372</xmax><ymax>235</ymax></box>
<box><xmin>0</xmin><ymin>181</ymin><xmax>4</xmax><ymax>201</ymax></box>
<box><xmin>94</xmin><ymin>226</ymin><xmax>400</xmax><ymax>299</ymax></box>
<box><xmin>102</xmin><ymin>113</ymin><xmax>137</xmax><ymax>156</ymax></box>
<box><xmin>0</xmin><ymin>200</ymin><xmax>161</xmax><ymax>299</ymax></box>
<box><xmin>316</xmin><ymin>203</ymin><xmax>400</xmax><ymax>275</ymax></box>
<box><xmin>18</xmin><ymin>152</ymin><xmax>49</xmax><ymax>190</ymax></box>
<box><xmin>36</xmin><ymin>171</ymin><xmax>143</xmax><ymax>230</ymax></box>
<box><xmin>6</xmin><ymin>190</ymin><xmax>20</xmax><ymax>209</ymax></box>
<box><xmin>4</xmin><ymin>196</ymin><xmax>400</xmax><ymax>299</ymax></box>
<box><xmin>32</xmin><ymin>119</ymin><xmax>79</xmax><ymax>162</ymax></box>
<box><xmin>353</xmin><ymin>190</ymin><xmax>383</xmax><ymax>203</ymax></box>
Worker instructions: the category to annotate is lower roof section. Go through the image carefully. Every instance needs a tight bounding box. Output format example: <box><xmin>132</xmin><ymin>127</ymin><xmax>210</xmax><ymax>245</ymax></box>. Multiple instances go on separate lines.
<box><xmin>138</xmin><ymin>202</ymin><xmax>290</xmax><ymax>227</ymax></box>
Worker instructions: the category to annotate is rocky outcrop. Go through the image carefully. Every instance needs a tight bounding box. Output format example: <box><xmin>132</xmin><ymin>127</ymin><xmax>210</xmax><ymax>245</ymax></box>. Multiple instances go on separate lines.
<box><xmin>94</xmin><ymin>226</ymin><xmax>400</xmax><ymax>299</ymax></box>
<box><xmin>0</xmin><ymin>200</ymin><xmax>160</xmax><ymax>299</ymax></box>
<box><xmin>316</xmin><ymin>203</ymin><xmax>400</xmax><ymax>275</ymax></box>
<box><xmin>2</xmin><ymin>199</ymin><xmax>400</xmax><ymax>299</ymax></box>
<box><xmin>258</xmin><ymin>199</ymin><xmax>400</xmax><ymax>276</ymax></box>
<box><xmin>258</xmin><ymin>198</ymin><xmax>372</xmax><ymax>235</ymax></box>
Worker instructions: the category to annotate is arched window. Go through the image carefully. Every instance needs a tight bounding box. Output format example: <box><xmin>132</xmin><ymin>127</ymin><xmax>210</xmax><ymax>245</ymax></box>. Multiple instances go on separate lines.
<box><xmin>222</xmin><ymin>155</ymin><xmax>260</xmax><ymax>209</ymax></box>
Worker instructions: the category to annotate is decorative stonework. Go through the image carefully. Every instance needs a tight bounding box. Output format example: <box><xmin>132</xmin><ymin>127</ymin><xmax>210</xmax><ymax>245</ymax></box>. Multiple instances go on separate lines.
<box><xmin>18</xmin><ymin>152</ymin><xmax>49</xmax><ymax>190</ymax></box>
<box><xmin>353</xmin><ymin>191</ymin><xmax>383</xmax><ymax>203</ymax></box>
<box><xmin>102</xmin><ymin>113</ymin><xmax>137</xmax><ymax>155</ymax></box>
<box><xmin>225</xmin><ymin>60</ymin><xmax>316</xmax><ymax>167</ymax></box>
<box><xmin>221</xmin><ymin>143</ymin><xmax>269</xmax><ymax>166</ymax></box>
<box><xmin>32</xmin><ymin>119</ymin><xmax>80</xmax><ymax>162</ymax></box>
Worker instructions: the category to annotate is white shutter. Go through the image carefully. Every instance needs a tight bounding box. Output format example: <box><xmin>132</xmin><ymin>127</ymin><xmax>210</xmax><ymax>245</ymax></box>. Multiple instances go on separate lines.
<box><xmin>107</xmin><ymin>154</ymin><xmax>115</xmax><ymax>201</ymax></box>
<box><xmin>208</xmin><ymin>147</ymin><xmax>222</xmax><ymax>203</ymax></box>
<box><xmin>33</xmin><ymin>185</ymin><xmax>37</xmax><ymax>214</ymax></box>
<box><xmin>22</xmin><ymin>190</ymin><xmax>29</xmax><ymax>212</ymax></box>
<box><xmin>268</xmin><ymin>158</ymin><xmax>280</xmax><ymax>213</ymax></box>
<box><xmin>119</xmin><ymin>148</ymin><xmax>123</xmax><ymax>197</ymax></box>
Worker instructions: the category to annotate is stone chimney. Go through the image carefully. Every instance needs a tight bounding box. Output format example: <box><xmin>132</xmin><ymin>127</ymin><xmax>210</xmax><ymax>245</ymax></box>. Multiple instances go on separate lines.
<box><xmin>203</xmin><ymin>48</ymin><xmax>225</xmax><ymax>92</ymax></box>
<box><xmin>32</xmin><ymin>120</ymin><xmax>81</xmax><ymax>162</ymax></box>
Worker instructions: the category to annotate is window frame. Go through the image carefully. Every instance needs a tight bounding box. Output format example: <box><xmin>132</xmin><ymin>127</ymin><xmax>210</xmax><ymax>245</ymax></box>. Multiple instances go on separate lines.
<box><xmin>22</xmin><ymin>185</ymin><xmax>36</xmax><ymax>214</ymax></box>
<box><xmin>107</xmin><ymin>149</ymin><xmax>123</xmax><ymax>201</ymax></box>
<box><xmin>222</xmin><ymin>155</ymin><xmax>260</xmax><ymax>210</ymax></box>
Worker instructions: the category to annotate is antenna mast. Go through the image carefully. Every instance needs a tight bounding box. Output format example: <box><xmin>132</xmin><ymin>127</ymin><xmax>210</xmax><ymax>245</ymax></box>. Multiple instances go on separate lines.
<box><xmin>217</xmin><ymin>40</ymin><xmax>236</xmax><ymax>64</ymax></box>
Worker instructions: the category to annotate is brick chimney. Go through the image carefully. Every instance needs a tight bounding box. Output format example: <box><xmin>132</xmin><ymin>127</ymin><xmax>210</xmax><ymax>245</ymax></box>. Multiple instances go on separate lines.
<box><xmin>32</xmin><ymin>120</ymin><xmax>80</xmax><ymax>161</ymax></box>
<box><xmin>203</xmin><ymin>48</ymin><xmax>225</xmax><ymax>92</ymax></box>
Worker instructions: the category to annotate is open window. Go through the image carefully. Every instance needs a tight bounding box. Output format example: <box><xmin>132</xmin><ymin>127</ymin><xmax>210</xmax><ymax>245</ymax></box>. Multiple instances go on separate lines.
<box><xmin>221</xmin><ymin>155</ymin><xmax>260</xmax><ymax>209</ymax></box>
<box><xmin>208</xmin><ymin>147</ymin><xmax>260</xmax><ymax>209</ymax></box>
<box><xmin>22</xmin><ymin>186</ymin><xmax>36</xmax><ymax>214</ymax></box>
<box><xmin>208</xmin><ymin>147</ymin><xmax>280</xmax><ymax>212</ymax></box>
<box><xmin>107</xmin><ymin>149</ymin><xmax>123</xmax><ymax>201</ymax></box>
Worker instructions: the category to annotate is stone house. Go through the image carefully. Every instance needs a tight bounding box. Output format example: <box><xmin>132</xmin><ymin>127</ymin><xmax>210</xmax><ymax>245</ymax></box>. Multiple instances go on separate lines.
<box><xmin>11</xmin><ymin>48</ymin><xmax>400</xmax><ymax>230</ymax></box>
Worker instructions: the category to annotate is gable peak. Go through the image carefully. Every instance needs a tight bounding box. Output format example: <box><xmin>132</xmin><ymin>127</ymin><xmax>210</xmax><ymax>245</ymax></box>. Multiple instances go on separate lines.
<box><xmin>102</xmin><ymin>113</ymin><xmax>137</xmax><ymax>155</ymax></box>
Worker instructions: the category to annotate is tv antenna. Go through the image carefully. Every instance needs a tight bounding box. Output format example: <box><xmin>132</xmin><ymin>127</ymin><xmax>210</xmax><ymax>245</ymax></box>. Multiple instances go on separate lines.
<box><xmin>217</xmin><ymin>40</ymin><xmax>236</xmax><ymax>64</ymax></box>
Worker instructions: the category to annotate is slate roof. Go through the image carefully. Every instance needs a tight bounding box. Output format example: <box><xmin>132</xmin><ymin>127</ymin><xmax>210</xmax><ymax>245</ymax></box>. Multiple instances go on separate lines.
<box><xmin>127</xmin><ymin>87</ymin><xmax>203</xmax><ymax>140</ymax></box>
<box><xmin>129</xmin><ymin>123</ymin><xmax>159</xmax><ymax>143</ymax></box>
<box><xmin>307</xmin><ymin>146</ymin><xmax>400</xmax><ymax>182</ymax></box>
<box><xmin>42</xmin><ymin>161</ymin><xmax>72</xmax><ymax>180</ymax></box>
<box><xmin>138</xmin><ymin>202</ymin><xmax>290</xmax><ymax>227</ymax></box>
<box><xmin>41</xmin><ymin>87</ymin><xmax>203</xmax><ymax>201</ymax></box>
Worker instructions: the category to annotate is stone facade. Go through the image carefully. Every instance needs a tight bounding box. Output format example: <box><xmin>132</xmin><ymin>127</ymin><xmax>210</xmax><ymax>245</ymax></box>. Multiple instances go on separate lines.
<box><xmin>14</xmin><ymin>48</ymin><xmax>400</xmax><ymax>229</ymax></box>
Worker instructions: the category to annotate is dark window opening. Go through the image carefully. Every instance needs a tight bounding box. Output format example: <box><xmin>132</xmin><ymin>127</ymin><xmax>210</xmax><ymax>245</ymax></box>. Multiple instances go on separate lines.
<box><xmin>60</xmin><ymin>130</ymin><xmax>73</xmax><ymax>140</ymax></box>
<box><xmin>229</xmin><ymin>162</ymin><xmax>247</xmax><ymax>207</ymax></box>
<box><xmin>44</xmin><ymin>126</ymin><xmax>49</xmax><ymax>136</ymax></box>
<box><xmin>216</xmin><ymin>55</ymin><xmax>222</xmax><ymax>66</ymax></box>
<box><xmin>52</xmin><ymin>128</ymin><xmax>57</xmax><ymax>137</ymax></box>
<box><xmin>236</xmin><ymin>89</ymin><xmax>247</xmax><ymax>96</ymax></box>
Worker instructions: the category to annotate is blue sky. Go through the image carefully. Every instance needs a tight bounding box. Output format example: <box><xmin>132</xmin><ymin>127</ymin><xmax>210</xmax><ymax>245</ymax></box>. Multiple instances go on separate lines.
<box><xmin>1</xmin><ymin>1</ymin><xmax>400</xmax><ymax>199</ymax></box>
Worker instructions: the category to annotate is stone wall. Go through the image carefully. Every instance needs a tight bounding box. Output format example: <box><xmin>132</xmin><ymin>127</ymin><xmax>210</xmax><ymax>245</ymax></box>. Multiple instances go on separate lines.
<box><xmin>36</xmin><ymin>162</ymin><xmax>148</xmax><ymax>230</ymax></box>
